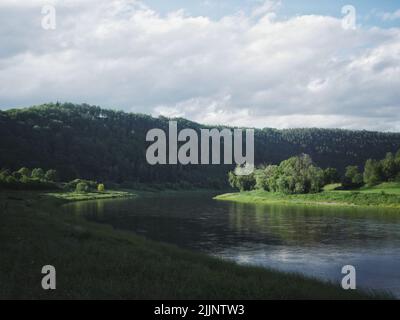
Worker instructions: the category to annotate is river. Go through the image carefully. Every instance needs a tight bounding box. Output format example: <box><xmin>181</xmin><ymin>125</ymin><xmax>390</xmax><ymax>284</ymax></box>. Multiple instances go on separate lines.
<box><xmin>63</xmin><ymin>191</ymin><xmax>400</xmax><ymax>297</ymax></box>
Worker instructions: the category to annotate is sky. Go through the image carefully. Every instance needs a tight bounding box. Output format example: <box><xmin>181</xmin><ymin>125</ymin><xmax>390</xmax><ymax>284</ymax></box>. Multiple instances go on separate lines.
<box><xmin>0</xmin><ymin>0</ymin><xmax>399</xmax><ymax>131</ymax></box>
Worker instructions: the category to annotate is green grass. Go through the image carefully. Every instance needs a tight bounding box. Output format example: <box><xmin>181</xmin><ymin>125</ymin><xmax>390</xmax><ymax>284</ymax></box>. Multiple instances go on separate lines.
<box><xmin>323</xmin><ymin>183</ymin><xmax>342</xmax><ymax>192</ymax></box>
<box><xmin>215</xmin><ymin>183</ymin><xmax>400</xmax><ymax>209</ymax></box>
<box><xmin>0</xmin><ymin>191</ymin><xmax>389</xmax><ymax>299</ymax></box>
<box><xmin>360</xmin><ymin>182</ymin><xmax>400</xmax><ymax>195</ymax></box>
<box><xmin>46</xmin><ymin>190</ymin><xmax>137</xmax><ymax>201</ymax></box>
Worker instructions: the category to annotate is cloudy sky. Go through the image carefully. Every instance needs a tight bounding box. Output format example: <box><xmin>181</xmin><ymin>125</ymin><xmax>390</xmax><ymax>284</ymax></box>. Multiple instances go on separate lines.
<box><xmin>0</xmin><ymin>0</ymin><xmax>399</xmax><ymax>131</ymax></box>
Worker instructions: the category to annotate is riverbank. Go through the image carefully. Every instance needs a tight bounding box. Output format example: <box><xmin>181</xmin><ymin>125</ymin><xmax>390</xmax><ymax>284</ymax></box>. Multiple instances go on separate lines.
<box><xmin>0</xmin><ymin>190</ymin><xmax>390</xmax><ymax>299</ymax></box>
<box><xmin>215</xmin><ymin>184</ymin><xmax>400</xmax><ymax>209</ymax></box>
<box><xmin>45</xmin><ymin>190</ymin><xmax>137</xmax><ymax>202</ymax></box>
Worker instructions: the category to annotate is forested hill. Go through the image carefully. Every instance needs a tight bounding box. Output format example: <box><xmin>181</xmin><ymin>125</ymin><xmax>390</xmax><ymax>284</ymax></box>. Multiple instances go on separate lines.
<box><xmin>1</xmin><ymin>103</ymin><xmax>400</xmax><ymax>187</ymax></box>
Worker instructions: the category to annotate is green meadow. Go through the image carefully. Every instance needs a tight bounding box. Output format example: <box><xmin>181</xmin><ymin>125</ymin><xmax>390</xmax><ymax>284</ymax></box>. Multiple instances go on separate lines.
<box><xmin>215</xmin><ymin>183</ymin><xmax>400</xmax><ymax>209</ymax></box>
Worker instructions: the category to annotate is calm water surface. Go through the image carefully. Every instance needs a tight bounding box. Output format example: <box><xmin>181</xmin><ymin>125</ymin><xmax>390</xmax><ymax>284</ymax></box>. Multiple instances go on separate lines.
<box><xmin>63</xmin><ymin>192</ymin><xmax>400</xmax><ymax>296</ymax></box>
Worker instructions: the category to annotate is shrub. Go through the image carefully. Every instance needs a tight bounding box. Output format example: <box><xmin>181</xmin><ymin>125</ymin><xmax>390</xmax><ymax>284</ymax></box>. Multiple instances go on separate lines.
<box><xmin>76</xmin><ymin>182</ymin><xmax>89</xmax><ymax>193</ymax></box>
<box><xmin>97</xmin><ymin>183</ymin><xmax>105</xmax><ymax>192</ymax></box>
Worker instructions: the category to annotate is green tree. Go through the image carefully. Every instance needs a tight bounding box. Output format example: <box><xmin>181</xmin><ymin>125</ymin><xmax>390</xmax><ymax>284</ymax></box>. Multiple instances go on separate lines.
<box><xmin>228</xmin><ymin>171</ymin><xmax>238</xmax><ymax>189</ymax></box>
<box><xmin>235</xmin><ymin>174</ymin><xmax>256</xmax><ymax>192</ymax></box>
<box><xmin>363</xmin><ymin>159</ymin><xmax>382</xmax><ymax>186</ymax></box>
<box><xmin>76</xmin><ymin>182</ymin><xmax>89</xmax><ymax>193</ymax></box>
<box><xmin>381</xmin><ymin>152</ymin><xmax>397</xmax><ymax>181</ymax></box>
<box><xmin>254</xmin><ymin>167</ymin><xmax>268</xmax><ymax>191</ymax></box>
<box><xmin>275</xmin><ymin>154</ymin><xmax>324</xmax><ymax>194</ymax></box>
<box><xmin>323</xmin><ymin>167</ymin><xmax>340</xmax><ymax>185</ymax></box>
<box><xmin>17</xmin><ymin>167</ymin><xmax>31</xmax><ymax>177</ymax></box>
<box><xmin>343</xmin><ymin>166</ymin><xmax>364</xmax><ymax>188</ymax></box>
<box><xmin>309</xmin><ymin>166</ymin><xmax>325</xmax><ymax>193</ymax></box>
<box><xmin>0</xmin><ymin>168</ymin><xmax>11</xmax><ymax>178</ymax></box>
<box><xmin>31</xmin><ymin>168</ymin><xmax>45</xmax><ymax>180</ymax></box>
<box><xmin>97</xmin><ymin>183</ymin><xmax>105</xmax><ymax>192</ymax></box>
<box><xmin>45</xmin><ymin>169</ymin><xmax>58</xmax><ymax>182</ymax></box>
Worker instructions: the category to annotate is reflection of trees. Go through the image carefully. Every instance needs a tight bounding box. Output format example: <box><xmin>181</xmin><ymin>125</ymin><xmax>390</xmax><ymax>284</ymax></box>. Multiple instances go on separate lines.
<box><xmin>63</xmin><ymin>196</ymin><xmax>400</xmax><ymax>251</ymax></box>
<box><xmin>228</xmin><ymin>202</ymin><xmax>400</xmax><ymax>247</ymax></box>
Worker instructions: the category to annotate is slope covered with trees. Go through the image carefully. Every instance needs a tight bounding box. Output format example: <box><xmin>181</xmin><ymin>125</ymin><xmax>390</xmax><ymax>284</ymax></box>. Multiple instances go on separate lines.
<box><xmin>1</xmin><ymin>103</ymin><xmax>399</xmax><ymax>187</ymax></box>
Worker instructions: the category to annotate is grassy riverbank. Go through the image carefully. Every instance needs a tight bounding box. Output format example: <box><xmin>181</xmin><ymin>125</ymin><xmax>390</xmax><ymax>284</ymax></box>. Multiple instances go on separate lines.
<box><xmin>0</xmin><ymin>190</ymin><xmax>390</xmax><ymax>299</ymax></box>
<box><xmin>45</xmin><ymin>190</ymin><xmax>137</xmax><ymax>202</ymax></box>
<box><xmin>215</xmin><ymin>183</ymin><xmax>400</xmax><ymax>209</ymax></box>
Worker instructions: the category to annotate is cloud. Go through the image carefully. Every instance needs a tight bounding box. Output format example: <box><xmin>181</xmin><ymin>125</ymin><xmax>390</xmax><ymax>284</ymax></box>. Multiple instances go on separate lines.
<box><xmin>380</xmin><ymin>9</ymin><xmax>400</xmax><ymax>21</ymax></box>
<box><xmin>0</xmin><ymin>0</ymin><xmax>399</xmax><ymax>131</ymax></box>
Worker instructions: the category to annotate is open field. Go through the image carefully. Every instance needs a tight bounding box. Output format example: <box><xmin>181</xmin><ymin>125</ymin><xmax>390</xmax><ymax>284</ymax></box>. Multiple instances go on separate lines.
<box><xmin>0</xmin><ymin>190</ymin><xmax>388</xmax><ymax>299</ymax></box>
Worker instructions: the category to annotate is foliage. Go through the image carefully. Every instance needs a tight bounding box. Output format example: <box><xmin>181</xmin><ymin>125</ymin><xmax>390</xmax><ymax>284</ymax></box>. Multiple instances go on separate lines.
<box><xmin>362</xmin><ymin>150</ymin><xmax>400</xmax><ymax>186</ymax></box>
<box><xmin>0</xmin><ymin>166</ymin><xmax>58</xmax><ymax>190</ymax></box>
<box><xmin>18</xmin><ymin>167</ymin><xmax>31</xmax><ymax>177</ymax></box>
<box><xmin>342</xmin><ymin>166</ymin><xmax>364</xmax><ymax>189</ymax></box>
<box><xmin>363</xmin><ymin>159</ymin><xmax>382</xmax><ymax>186</ymax></box>
<box><xmin>323</xmin><ymin>167</ymin><xmax>340</xmax><ymax>185</ymax></box>
<box><xmin>97</xmin><ymin>183</ymin><xmax>105</xmax><ymax>192</ymax></box>
<box><xmin>65</xmin><ymin>179</ymin><xmax>98</xmax><ymax>191</ymax></box>
<box><xmin>1</xmin><ymin>103</ymin><xmax>399</xmax><ymax>187</ymax></box>
<box><xmin>75</xmin><ymin>182</ymin><xmax>89</xmax><ymax>193</ymax></box>
<box><xmin>45</xmin><ymin>169</ymin><xmax>58</xmax><ymax>182</ymax></box>
<box><xmin>31</xmin><ymin>168</ymin><xmax>45</xmax><ymax>179</ymax></box>
<box><xmin>229</xmin><ymin>154</ymin><xmax>325</xmax><ymax>194</ymax></box>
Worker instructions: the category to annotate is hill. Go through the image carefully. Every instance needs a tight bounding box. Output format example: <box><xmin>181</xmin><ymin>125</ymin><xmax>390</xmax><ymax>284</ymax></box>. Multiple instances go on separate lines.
<box><xmin>1</xmin><ymin>103</ymin><xmax>399</xmax><ymax>187</ymax></box>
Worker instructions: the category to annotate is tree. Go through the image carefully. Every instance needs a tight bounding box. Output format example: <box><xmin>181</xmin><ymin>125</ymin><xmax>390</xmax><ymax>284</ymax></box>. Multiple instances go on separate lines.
<box><xmin>97</xmin><ymin>183</ymin><xmax>105</xmax><ymax>192</ymax></box>
<box><xmin>228</xmin><ymin>171</ymin><xmax>238</xmax><ymax>189</ymax></box>
<box><xmin>264</xmin><ymin>165</ymin><xmax>279</xmax><ymax>192</ymax></box>
<box><xmin>254</xmin><ymin>167</ymin><xmax>268</xmax><ymax>191</ymax></box>
<box><xmin>363</xmin><ymin>159</ymin><xmax>382</xmax><ymax>186</ymax></box>
<box><xmin>31</xmin><ymin>168</ymin><xmax>45</xmax><ymax>180</ymax></box>
<box><xmin>309</xmin><ymin>165</ymin><xmax>325</xmax><ymax>193</ymax></box>
<box><xmin>274</xmin><ymin>154</ymin><xmax>324</xmax><ymax>194</ymax></box>
<box><xmin>381</xmin><ymin>152</ymin><xmax>397</xmax><ymax>181</ymax></box>
<box><xmin>76</xmin><ymin>182</ymin><xmax>89</xmax><ymax>193</ymax></box>
<box><xmin>45</xmin><ymin>169</ymin><xmax>58</xmax><ymax>182</ymax></box>
<box><xmin>343</xmin><ymin>166</ymin><xmax>364</xmax><ymax>189</ymax></box>
<box><xmin>1</xmin><ymin>102</ymin><xmax>400</xmax><ymax>188</ymax></box>
<box><xmin>235</xmin><ymin>174</ymin><xmax>256</xmax><ymax>192</ymax></box>
<box><xmin>17</xmin><ymin>167</ymin><xmax>31</xmax><ymax>177</ymax></box>
<box><xmin>323</xmin><ymin>167</ymin><xmax>340</xmax><ymax>185</ymax></box>
<box><xmin>231</xmin><ymin>154</ymin><xmax>325</xmax><ymax>194</ymax></box>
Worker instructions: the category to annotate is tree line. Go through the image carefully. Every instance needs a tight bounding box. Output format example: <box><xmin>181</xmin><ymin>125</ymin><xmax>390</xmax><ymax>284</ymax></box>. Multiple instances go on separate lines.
<box><xmin>1</xmin><ymin>103</ymin><xmax>399</xmax><ymax>188</ymax></box>
<box><xmin>0</xmin><ymin>167</ymin><xmax>59</xmax><ymax>190</ymax></box>
<box><xmin>228</xmin><ymin>149</ymin><xmax>400</xmax><ymax>194</ymax></box>
<box><xmin>0</xmin><ymin>167</ymin><xmax>106</xmax><ymax>193</ymax></box>
<box><xmin>229</xmin><ymin>154</ymin><xmax>332</xmax><ymax>194</ymax></box>
<box><xmin>363</xmin><ymin>150</ymin><xmax>400</xmax><ymax>187</ymax></box>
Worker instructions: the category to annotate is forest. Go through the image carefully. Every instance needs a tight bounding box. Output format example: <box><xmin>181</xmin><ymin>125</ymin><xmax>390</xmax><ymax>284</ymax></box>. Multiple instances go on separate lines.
<box><xmin>1</xmin><ymin>102</ymin><xmax>400</xmax><ymax>188</ymax></box>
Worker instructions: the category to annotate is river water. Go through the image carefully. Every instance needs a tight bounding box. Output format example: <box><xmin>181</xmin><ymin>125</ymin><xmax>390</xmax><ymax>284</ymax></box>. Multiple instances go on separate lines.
<box><xmin>63</xmin><ymin>192</ymin><xmax>400</xmax><ymax>297</ymax></box>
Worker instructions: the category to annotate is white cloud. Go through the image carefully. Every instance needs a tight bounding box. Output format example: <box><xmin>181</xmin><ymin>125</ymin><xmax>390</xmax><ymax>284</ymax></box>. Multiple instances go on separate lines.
<box><xmin>0</xmin><ymin>0</ymin><xmax>399</xmax><ymax>131</ymax></box>
<box><xmin>380</xmin><ymin>9</ymin><xmax>400</xmax><ymax>21</ymax></box>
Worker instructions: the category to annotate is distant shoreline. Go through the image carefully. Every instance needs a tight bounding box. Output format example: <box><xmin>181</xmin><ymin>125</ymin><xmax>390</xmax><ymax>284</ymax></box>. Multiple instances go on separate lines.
<box><xmin>214</xmin><ymin>186</ymin><xmax>400</xmax><ymax>210</ymax></box>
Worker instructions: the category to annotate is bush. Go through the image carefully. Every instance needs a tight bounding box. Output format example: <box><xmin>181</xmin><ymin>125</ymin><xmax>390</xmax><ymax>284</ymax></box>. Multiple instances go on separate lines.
<box><xmin>45</xmin><ymin>169</ymin><xmax>58</xmax><ymax>182</ymax></box>
<box><xmin>76</xmin><ymin>182</ymin><xmax>89</xmax><ymax>193</ymax></box>
<box><xmin>97</xmin><ymin>183</ymin><xmax>105</xmax><ymax>192</ymax></box>
<box><xmin>66</xmin><ymin>179</ymin><xmax>97</xmax><ymax>191</ymax></box>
